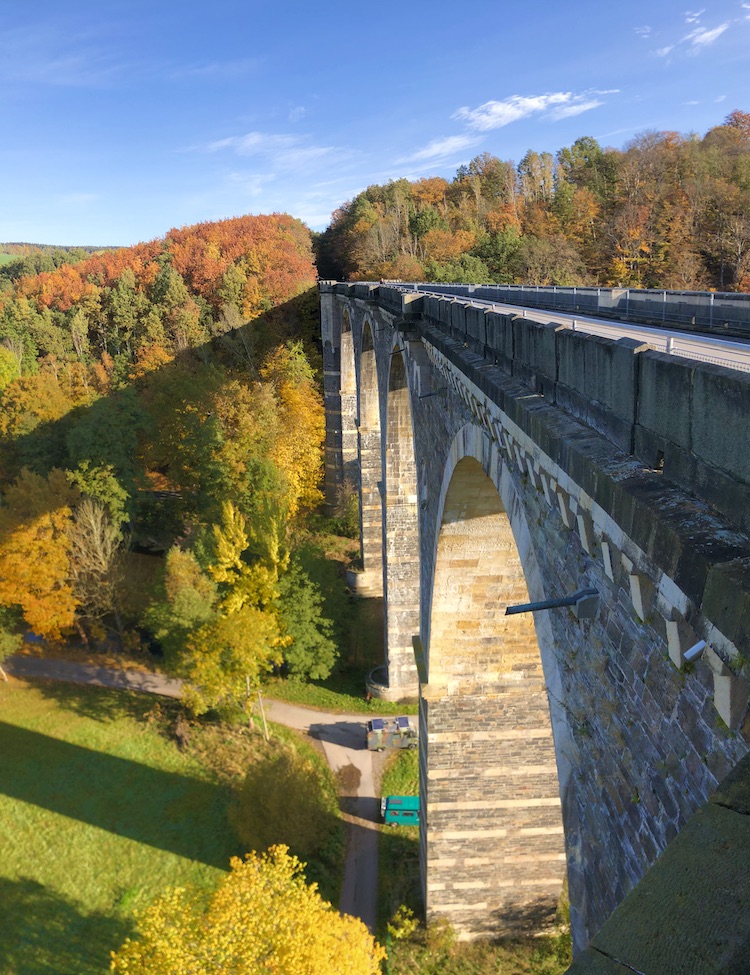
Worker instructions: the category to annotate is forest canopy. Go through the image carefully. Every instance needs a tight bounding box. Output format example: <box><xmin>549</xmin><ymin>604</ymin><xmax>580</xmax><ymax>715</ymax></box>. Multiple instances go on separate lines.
<box><xmin>0</xmin><ymin>213</ymin><xmax>338</xmax><ymax>705</ymax></box>
<box><xmin>315</xmin><ymin>110</ymin><xmax>750</xmax><ymax>292</ymax></box>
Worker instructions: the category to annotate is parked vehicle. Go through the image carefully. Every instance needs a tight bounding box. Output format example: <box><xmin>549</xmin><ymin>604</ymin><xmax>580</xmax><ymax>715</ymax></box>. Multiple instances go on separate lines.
<box><xmin>381</xmin><ymin>794</ymin><xmax>420</xmax><ymax>825</ymax></box>
<box><xmin>365</xmin><ymin>716</ymin><xmax>418</xmax><ymax>751</ymax></box>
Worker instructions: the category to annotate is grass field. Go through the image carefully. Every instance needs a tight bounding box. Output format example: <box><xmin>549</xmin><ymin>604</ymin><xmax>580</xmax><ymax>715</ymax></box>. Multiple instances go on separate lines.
<box><xmin>0</xmin><ymin>678</ymin><xmax>341</xmax><ymax>975</ymax></box>
<box><xmin>0</xmin><ymin>252</ymin><xmax>18</xmax><ymax>265</ymax></box>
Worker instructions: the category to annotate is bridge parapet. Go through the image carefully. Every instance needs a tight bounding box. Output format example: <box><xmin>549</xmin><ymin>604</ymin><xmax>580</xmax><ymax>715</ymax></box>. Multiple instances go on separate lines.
<box><xmin>321</xmin><ymin>282</ymin><xmax>750</xmax><ymax>949</ymax></box>
<box><xmin>409</xmin><ymin>293</ymin><xmax>750</xmax><ymax>537</ymax></box>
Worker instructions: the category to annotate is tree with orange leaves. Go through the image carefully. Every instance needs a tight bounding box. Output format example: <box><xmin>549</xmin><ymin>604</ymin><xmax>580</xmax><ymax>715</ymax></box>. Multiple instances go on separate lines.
<box><xmin>0</xmin><ymin>469</ymin><xmax>80</xmax><ymax>639</ymax></box>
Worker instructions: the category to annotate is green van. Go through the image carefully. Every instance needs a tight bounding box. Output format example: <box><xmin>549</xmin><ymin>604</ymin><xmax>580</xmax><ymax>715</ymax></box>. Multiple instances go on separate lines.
<box><xmin>380</xmin><ymin>794</ymin><xmax>420</xmax><ymax>825</ymax></box>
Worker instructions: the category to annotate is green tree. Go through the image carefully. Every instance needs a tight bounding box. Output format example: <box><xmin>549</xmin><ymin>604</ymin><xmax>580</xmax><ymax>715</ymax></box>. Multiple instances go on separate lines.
<box><xmin>144</xmin><ymin>547</ymin><xmax>217</xmax><ymax>657</ymax></box>
<box><xmin>277</xmin><ymin>559</ymin><xmax>337</xmax><ymax>680</ymax></box>
<box><xmin>176</xmin><ymin>606</ymin><xmax>283</xmax><ymax>717</ymax></box>
<box><xmin>230</xmin><ymin>743</ymin><xmax>342</xmax><ymax>876</ymax></box>
<box><xmin>0</xmin><ymin>346</ymin><xmax>20</xmax><ymax>391</ymax></box>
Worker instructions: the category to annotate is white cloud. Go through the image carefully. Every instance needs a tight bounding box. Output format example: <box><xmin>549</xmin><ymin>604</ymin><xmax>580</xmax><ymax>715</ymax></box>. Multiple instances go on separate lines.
<box><xmin>684</xmin><ymin>23</ymin><xmax>729</xmax><ymax>46</ymax></box>
<box><xmin>548</xmin><ymin>98</ymin><xmax>604</xmax><ymax>120</ymax></box>
<box><xmin>453</xmin><ymin>91</ymin><xmax>612</xmax><ymax>131</ymax></box>
<box><xmin>225</xmin><ymin>172</ymin><xmax>273</xmax><ymax>196</ymax></box>
<box><xmin>399</xmin><ymin>134</ymin><xmax>480</xmax><ymax>163</ymax></box>
<box><xmin>656</xmin><ymin>45</ymin><xmax>675</xmax><ymax>56</ymax></box>
<box><xmin>207</xmin><ymin>132</ymin><xmax>298</xmax><ymax>155</ymax></box>
<box><xmin>635</xmin><ymin>25</ymin><xmax>651</xmax><ymax>36</ymax></box>
<box><xmin>275</xmin><ymin>145</ymin><xmax>336</xmax><ymax>169</ymax></box>
<box><xmin>454</xmin><ymin>93</ymin><xmax>570</xmax><ymax>130</ymax></box>
<box><xmin>684</xmin><ymin>9</ymin><xmax>705</xmax><ymax>24</ymax></box>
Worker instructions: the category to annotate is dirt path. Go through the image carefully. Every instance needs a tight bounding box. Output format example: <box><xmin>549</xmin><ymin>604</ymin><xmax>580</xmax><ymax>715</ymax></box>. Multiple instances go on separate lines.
<box><xmin>3</xmin><ymin>655</ymin><xmax>381</xmax><ymax>931</ymax></box>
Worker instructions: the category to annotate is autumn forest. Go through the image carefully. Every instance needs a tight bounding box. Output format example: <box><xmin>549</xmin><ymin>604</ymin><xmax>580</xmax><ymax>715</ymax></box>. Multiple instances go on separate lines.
<box><xmin>2</xmin><ymin>109</ymin><xmax>749</xmax><ymax>975</ymax></box>
<box><xmin>317</xmin><ymin>110</ymin><xmax>750</xmax><ymax>293</ymax></box>
<box><xmin>0</xmin><ymin>214</ymin><xmax>338</xmax><ymax>712</ymax></box>
<box><xmin>2</xmin><ymin>111</ymin><xmax>750</xmax><ymax>706</ymax></box>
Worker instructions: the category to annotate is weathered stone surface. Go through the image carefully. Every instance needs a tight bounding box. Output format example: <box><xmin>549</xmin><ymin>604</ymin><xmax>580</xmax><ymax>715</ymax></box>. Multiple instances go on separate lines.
<box><xmin>321</xmin><ymin>284</ymin><xmax>750</xmax><ymax>952</ymax></box>
<box><xmin>567</xmin><ymin>762</ymin><xmax>750</xmax><ymax>975</ymax></box>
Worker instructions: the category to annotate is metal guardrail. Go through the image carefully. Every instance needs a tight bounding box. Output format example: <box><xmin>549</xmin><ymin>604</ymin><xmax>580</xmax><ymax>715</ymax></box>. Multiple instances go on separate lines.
<box><xmin>415</xmin><ymin>283</ymin><xmax>750</xmax><ymax>336</ymax></box>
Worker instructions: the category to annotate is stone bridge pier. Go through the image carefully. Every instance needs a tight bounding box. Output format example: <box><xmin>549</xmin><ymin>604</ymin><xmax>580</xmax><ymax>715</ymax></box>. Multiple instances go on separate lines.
<box><xmin>320</xmin><ymin>282</ymin><xmax>750</xmax><ymax>951</ymax></box>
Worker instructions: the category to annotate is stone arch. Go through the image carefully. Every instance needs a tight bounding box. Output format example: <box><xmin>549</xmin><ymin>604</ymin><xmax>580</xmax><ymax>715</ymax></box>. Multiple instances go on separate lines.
<box><xmin>356</xmin><ymin>319</ymin><xmax>384</xmax><ymax>595</ymax></box>
<box><xmin>383</xmin><ymin>343</ymin><xmax>420</xmax><ymax>694</ymax></box>
<box><xmin>421</xmin><ymin>424</ymin><xmax>566</xmax><ymax>939</ymax></box>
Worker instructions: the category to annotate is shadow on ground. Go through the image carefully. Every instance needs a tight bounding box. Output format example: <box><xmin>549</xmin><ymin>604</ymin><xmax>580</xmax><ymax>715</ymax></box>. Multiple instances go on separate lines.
<box><xmin>0</xmin><ymin>877</ymin><xmax>134</xmax><ymax>975</ymax></box>
<box><xmin>0</xmin><ymin>721</ymin><xmax>231</xmax><ymax>868</ymax></box>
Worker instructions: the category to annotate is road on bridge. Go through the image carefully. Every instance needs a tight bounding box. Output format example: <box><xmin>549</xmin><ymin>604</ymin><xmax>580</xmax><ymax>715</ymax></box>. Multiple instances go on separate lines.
<box><xmin>3</xmin><ymin>654</ymin><xmax>383</xmax><ymax>933</ymax></box>
<box><xmin>418</xmin><ymin>288</ymin><xmax>750</xmax><ymax>373</ymax></box>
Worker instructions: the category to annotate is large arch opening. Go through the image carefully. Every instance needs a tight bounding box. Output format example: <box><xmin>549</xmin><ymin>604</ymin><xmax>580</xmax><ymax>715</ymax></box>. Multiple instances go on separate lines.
<box><xmin>422</xmin><ymin>453</ymin><xmax>565</xmax><ymax>938</ymax></box>
<box><xmin>383</xmin><ymin>347</ymin><xmax>420</xmax><ymax>694</ymax></box>
<box><xmin>356</xmin><ymin>320</ymin><xmax>383</xmax><ymax>595</ymax></box>
<box><xmin>339</xmin><ymin>310</ymin><xmax>358</xmax><ymax>492</ymax></box>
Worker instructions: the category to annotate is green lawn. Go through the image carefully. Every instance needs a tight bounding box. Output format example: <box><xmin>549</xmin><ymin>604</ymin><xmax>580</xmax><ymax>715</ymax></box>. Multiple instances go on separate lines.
<box><xmin>264</xmin><ymin>674</ymin><xmax>418</xmax><ymax>715</ymax></box>
<box><xmin>0</xmin><ymin>252</ymin><xmax>19</xmax><ymax>265</ymax></box>
<box><xmin>0</xmin><ymin>678</ymin><xmax>336</xmax><ymax>975</ymax></box>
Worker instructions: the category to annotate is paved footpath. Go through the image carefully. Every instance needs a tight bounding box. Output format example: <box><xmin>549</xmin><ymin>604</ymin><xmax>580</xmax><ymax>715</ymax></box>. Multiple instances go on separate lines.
<box><xmin>3</xmin><ymin>654</ymin><xmax>380</xmax><ymax>932</ymax></box>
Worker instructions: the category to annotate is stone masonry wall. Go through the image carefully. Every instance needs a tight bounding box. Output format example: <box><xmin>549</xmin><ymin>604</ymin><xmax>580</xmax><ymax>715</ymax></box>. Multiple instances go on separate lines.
<box><xmin>321</xmin><ymin>284</ymin><xmax>750</xmax><ymax>950</ymax></box>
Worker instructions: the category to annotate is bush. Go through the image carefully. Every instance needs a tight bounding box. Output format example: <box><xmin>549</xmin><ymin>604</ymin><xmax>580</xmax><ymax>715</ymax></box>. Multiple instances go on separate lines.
<box><xmin>229</xmin><ymin>738</ymin><xmax>344</xmax><ymax>901</ymax></box>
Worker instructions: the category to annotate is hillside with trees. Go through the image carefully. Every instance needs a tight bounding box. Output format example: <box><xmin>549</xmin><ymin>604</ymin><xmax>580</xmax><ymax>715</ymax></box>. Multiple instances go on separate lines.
<box><xmin>316</xmin><ymin>110</ymin><xmax>750</xmax><ymax>292</ymax></box>
<box><xmin>0</xmin><ymin>213</ymin><xmax>339</xmax><ymax>713</ymax></box>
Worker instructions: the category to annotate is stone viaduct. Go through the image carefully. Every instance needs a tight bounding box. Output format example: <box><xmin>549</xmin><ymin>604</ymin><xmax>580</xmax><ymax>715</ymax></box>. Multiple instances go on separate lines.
<box><xmin>319</xmin><ymin>282</ymin><xmax>750</xmax><ymax>953</ymax></box>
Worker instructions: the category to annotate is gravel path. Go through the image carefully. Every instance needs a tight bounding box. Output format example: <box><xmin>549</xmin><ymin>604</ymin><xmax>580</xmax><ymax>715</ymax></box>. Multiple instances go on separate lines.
<box><xmin>4</xmin><ymin>654</ymin><xmax>381</xmax><ymax>931</ymax></box>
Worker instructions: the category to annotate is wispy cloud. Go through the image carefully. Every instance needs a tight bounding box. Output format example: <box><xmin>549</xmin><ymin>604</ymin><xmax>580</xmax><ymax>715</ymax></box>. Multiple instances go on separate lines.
<box><xmin>0</xmin><ymin>23</ymin><xmax>125</xmax><ymax>86</ymax></box>
<box><xmin>201</xmin><ymin>129</ymin><xmax>344</xmax><ymax>177</ymax></box>
<box><xmin>548</xmin><ymin>98</ymin><xmax>606</xmax><ymax>120</ymax></box>
<box><xmin>635</xmin><ymin>25</ymin><xmax>651</xmax><ymax>37</ymax></box>
<box><xmin>649</xmin><ymin>6</ymin><xmax>738</xmax><ymax>59</ymax></box>
<box><xmin>454</xmin><ymin>90</ymin><xmax>614</xmax><ymax>131</ymax></box>
<box><xmin>398</xmin><ymin>134</ymin><xmax>480</xmax><ymax>163</ymax></box>
<box><xmin>207</xmin><ymin>132</ymin><xmax>299</xmax><ymax>155</ymax></box>
<box><xmin>683</xmin><ymin>23</ymin><xmax>729</xmax><ymax>47</ymax></box>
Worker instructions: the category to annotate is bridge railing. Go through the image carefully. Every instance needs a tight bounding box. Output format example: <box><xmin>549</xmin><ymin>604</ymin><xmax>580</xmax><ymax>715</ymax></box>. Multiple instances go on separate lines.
<box><xmin>414</xmin><ymin>283</ymin><xmax>750</xmax><ymax>335</ymax></box>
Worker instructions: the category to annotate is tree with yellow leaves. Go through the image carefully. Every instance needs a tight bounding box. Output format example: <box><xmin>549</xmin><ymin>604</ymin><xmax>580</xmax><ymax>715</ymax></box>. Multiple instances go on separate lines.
<box><xmin>0</xmin><ymin>469</ymin><xmax>80</xmax><ymax>639</ymax></box>
<box><xmin>110</xmin><ymin>845</ymin><xmax>386</xmax><ymax>975</ymax></box>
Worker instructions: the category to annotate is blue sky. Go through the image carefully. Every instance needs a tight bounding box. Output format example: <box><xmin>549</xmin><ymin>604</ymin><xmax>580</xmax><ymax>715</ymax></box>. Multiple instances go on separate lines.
<box><xmin>1</xmin><ymin>0</ymin><xmax>749</xmax><ymax>246</ymax></box>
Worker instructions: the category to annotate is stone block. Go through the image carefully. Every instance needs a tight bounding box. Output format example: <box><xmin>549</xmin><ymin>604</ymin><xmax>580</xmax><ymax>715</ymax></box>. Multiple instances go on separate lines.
<box><xmin>692</xmin><ymin>361</ymin><xmax>750</xmax><ymax>483</ymax></box>
<box><xmin>635</xmin><ymin>351</ymin><xmax>693</xmax><ymax>449</ymax></box>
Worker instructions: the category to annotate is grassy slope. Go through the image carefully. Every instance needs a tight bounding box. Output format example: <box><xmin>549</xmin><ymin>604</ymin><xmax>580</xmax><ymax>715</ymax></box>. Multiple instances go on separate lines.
<box><xmin>0</xmin><ymin>678</ymin><xmax>341</xmax><ymax>975</ymax></box>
